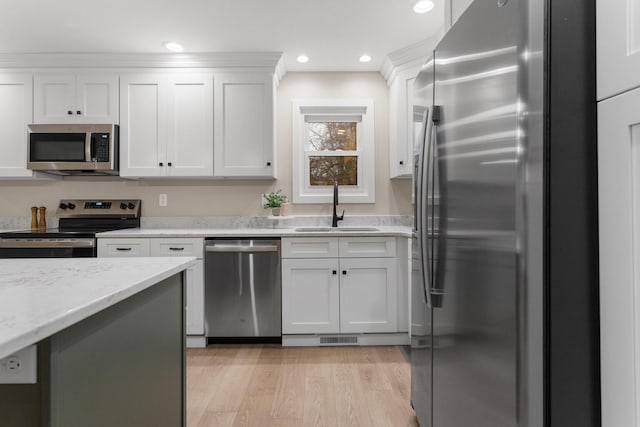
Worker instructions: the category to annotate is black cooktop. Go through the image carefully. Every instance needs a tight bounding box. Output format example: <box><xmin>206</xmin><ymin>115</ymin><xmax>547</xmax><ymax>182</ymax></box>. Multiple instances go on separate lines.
<box><xmin>0</xmin><ymin>199</ymin><xmax>141</xmax><ymax>241</ymax></box>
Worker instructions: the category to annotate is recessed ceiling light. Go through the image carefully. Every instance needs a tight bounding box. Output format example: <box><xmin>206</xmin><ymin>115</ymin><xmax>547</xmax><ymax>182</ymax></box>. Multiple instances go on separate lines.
<box><xmin>413</xmin><ymin>0</ymin><xmax>435</xmax><ymax>14</ymax></box>
<box><xmin>163</xmin><ymin>42</ymin><xmax>184</xmax><ymax>52</ymax></box>
<box><xmin>359</xmin><ymin>54</ymin><xmax>372</xmax><ymax>63</ymax></box>
<box><xmin>297</xmin><ymin>55</ymin><xmax>309</xmax><ymax>63</ymax></box>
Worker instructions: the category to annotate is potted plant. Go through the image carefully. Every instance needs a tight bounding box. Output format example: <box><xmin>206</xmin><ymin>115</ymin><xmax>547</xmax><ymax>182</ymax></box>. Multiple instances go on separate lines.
<box><xmin>263</xmin><ymin>190</ymin><xmax>284</xmax><ymax>216</ymax></box>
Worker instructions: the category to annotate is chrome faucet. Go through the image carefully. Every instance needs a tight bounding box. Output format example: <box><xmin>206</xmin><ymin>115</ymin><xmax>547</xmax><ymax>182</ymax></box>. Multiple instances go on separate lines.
<box><xmin>332</xmin><ymin>182</ymin><xmax>344</xmax><ymax>227</ymax></box>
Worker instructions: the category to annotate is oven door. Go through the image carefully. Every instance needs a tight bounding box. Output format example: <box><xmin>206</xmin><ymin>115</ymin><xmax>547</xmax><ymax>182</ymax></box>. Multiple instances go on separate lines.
<box><xmin>0</xmin><ymin>239</ymin><xmax>96</xmax><ymax>258</ymax></box>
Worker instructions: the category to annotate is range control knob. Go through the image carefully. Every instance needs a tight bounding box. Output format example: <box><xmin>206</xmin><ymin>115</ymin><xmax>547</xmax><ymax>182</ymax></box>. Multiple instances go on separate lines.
<box><xmin>67</xmin><ymin>203</ymin><xmax>76</xmax><ymax>210</ymax></box>
<box><xmin>127</xmin><ymin>202</ymin><xmax>136</xmax><ymax>210</ymax></box>
<box><xmin>59</xmin><ymin>203</ymin><xmax>68</xmax><ymax>210</ymax></box>
<box><xmin>120</xmin><ymin>203</ymin><xmax>128</xmax><ymax>210</ymax></box>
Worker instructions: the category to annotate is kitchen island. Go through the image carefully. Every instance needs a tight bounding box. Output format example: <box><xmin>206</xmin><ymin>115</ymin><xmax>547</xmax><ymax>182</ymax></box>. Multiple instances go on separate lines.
<box><xmin>0</xmin><ymin>257</ymin><xmax>195</xmax><ymax>427</ymax></box>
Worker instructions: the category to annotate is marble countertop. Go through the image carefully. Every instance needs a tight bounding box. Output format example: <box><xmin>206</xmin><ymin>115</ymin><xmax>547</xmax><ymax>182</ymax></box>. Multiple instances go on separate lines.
<box><xmin>0</xmin><ymin>257</ymin><xmax>195</xmax><ymax>359</ymax></box>
<box><xmin>96</xmin><ymin>225</ymin><xmax>412</xmax><ymax>238</ymax></box>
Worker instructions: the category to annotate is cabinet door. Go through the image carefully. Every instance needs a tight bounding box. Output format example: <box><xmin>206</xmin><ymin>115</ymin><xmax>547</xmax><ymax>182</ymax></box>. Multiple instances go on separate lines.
<box><xmin>33</xmin><ymin>74</ymin><xmax>75</xmax><ymax>123</ymax></box>
<box><xmin>75</xmin><ymin>74</ymin><xmax>119</xmax><ymax>124</ymax></box>
<box><xmin>389</xmin><ymin>68</ymin><xmax>418</xmax><ymax>178</ymax></box>
<box><xmin>166</xmin><ymin>75</ymin><xmax>213</xmax><ymax>177</ymax></box>
<box><xmin>0</xmin><ymin>74</ymin><xmax>34</xmax><ymax>178</ymax></box>
<box><xmin>339</xmin><ymin>258</ymin><xmax>397</xmax><ymax>333</ymax></box>
<box><xmin>597</xmin><ymin>0</ymin><xmax>640</xmax><ymax>99</ymax></box>
<box><xmin>213</xmin><ymin>73</ymin><xmax>275</xmax><ymax>178</ymax></box>
<box><xmin>281</xmin><ymin>258</ymin><xmax>340</xmax><ymax>334</ymax></box>
<box><xmin>119</xmin><ymin>74</ymin><xmax>167</xmax><ymax>177</ymax></box>
<box><xmin>598</xmin><ymin>87</ymin><xmax>640</xmax><ymax>427</ymax></box>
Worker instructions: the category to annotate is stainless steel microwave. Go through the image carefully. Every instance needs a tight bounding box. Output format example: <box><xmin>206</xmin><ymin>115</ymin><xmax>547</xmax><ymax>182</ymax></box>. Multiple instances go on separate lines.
<box><xmin>27</xmin><ymin>124</ymin><xmax>119</xmax><ymax>175</ymax></box>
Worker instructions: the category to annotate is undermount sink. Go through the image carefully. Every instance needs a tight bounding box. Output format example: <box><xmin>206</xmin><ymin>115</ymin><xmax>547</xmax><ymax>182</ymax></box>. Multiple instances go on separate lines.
<box><xmin>293</xmin><ymin>227</ymin><xmax>379</xmax><ymax>232</ymax></box>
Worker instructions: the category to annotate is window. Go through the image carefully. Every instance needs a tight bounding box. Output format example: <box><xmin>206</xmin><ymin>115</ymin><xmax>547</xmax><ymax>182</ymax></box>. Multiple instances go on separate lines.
<box><xmin>292</xmin><ymin>99</ymin><xmax>375</xmax><ymax>203</ymax></box>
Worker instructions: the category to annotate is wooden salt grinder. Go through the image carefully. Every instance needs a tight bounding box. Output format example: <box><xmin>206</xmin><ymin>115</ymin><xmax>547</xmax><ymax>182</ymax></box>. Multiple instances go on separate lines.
<box><xmin>30</xmin><ymin>206</ymin><xmax>38</xmax><ymax>230</ymax></box>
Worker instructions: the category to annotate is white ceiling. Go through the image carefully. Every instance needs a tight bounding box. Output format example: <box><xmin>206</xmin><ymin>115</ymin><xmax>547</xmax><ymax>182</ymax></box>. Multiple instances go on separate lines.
<box><xmin>0</xmin><ymin>0</ymin><xmax>444</xmax><ymax>72</ymax></box>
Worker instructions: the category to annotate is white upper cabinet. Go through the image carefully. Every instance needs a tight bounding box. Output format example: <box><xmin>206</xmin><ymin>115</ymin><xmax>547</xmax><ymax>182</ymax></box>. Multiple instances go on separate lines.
<box><xmin>213</xmin><ymin>73</ymin><xmax>275</xmax><ymax>178</ymax></box>
<box><xmin>597</xmin><ymin>0</ymin><xmax>640</xmax><ymax>100</ymax></box>
<box><xmin>167</xmin><ymin>75</ymin><xmax>214</xmax><ymax>177</ymax></box>
<box><xmin>598</xmin><ymin>86</ymin><xmax>640</xmax><ymax>427</ymax></box>
<box><xmin>389</xmin><ymin>68</ymin><xmax>418</xmax><ymax>178</ymax></box>
<box><xmin>34</xmin><ymin>73</ymin><xmax>118</xmax><ymax>123</ymax></box>
<box><xmin>119</xmin><ymin>74</ymin><xmax>213</xmax><ymax>178</ymax></box>
<box><xmin>0</xmin><ymin>74</ymin><xmax>33</xmax><ymax>178</ymax></box>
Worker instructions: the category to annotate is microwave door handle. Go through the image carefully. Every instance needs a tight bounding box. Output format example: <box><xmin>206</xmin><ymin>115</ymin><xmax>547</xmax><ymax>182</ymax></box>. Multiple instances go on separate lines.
<box><xmin>85</xmin><ymin>133</ymin><xmax>92</xmax><ymax>162</ymax></box>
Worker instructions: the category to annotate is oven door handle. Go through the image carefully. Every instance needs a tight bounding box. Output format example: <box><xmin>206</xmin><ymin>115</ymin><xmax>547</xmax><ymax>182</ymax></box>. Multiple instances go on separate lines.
<box><xmin>0</xmin><ymin>239</ymin><xmax>95</xmax><ymax>248</ymax></box>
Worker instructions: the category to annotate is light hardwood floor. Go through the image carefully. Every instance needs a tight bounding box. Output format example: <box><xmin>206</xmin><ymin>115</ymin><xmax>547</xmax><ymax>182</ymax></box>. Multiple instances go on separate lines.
<box><xmin>186</xmin><ymin>345</ymin><xmax>419</xmax><ymax>427</ymax></box>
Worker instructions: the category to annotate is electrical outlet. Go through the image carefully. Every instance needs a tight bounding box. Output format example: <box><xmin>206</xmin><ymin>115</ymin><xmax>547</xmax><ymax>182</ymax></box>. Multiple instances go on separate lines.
<box><xmin>0</xmin><ymin>345</ymin><xmax>37</xmax><ymax>384</ymax></box>
<box><xmin>159</xmin><ymin>194</ymin><xmax>168</xmax><ymax>207</ymax></box>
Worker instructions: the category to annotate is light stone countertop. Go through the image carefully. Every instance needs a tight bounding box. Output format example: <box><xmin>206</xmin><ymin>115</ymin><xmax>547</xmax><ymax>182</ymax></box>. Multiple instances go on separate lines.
<box><xmin>0</xmin><ymin>257</ymin><xmax>195</xmax><ymax>359</ymax></box>
<box><xmin>96</xmin><ymin>225</ymin><xmax>413</xmax><ymax>239</ymax></box>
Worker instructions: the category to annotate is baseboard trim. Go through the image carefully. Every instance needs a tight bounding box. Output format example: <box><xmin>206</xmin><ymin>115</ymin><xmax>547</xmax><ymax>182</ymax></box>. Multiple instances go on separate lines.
<box><xmin>282</xmin><ymin>332</ymin><xmax>409</xmax><ymax>347</ymax></box>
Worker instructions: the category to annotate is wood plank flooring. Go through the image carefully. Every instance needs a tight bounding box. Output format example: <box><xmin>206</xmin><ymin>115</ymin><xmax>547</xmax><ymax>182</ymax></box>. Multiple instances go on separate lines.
<box><xmin>186</xmin><ymin>345</ymin><xmax>419</xmax><ymax>427</ymax></box>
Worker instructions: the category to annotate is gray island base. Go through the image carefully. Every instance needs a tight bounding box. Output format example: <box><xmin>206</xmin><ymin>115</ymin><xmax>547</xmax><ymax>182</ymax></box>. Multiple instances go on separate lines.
<box><xmin>0</xmin><ymin>257</ymin><xmax>194</xmax><ymax>427</ymax></box>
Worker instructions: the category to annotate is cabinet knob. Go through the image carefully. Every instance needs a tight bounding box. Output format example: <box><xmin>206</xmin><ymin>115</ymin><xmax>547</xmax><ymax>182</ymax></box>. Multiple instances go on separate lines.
<box><xmin>266</xmin><ymin>162</ymin><xmax>271</xmax><ymax>166</ymax></box>
<box><xmin>168</xmin><ymin>162</ymin><xmax>172</xmax><ymax>167</ymax></box>
<box><xmin>76</xmin><ymin>110</ymin><xmax>82</xmax><ymax>115</ymax></box>
<box><xmin>342</xmin><ymin>270</ymin><xmax>347</xmax><ymax>275</ymax></box>
<box><xmin>159</xmin><ymin>162</ymin><xmax>164</xmax><ymax>166</ymax></box>
<box><xmin>332</xmin><ymin>270</ymin><xmax>337</xmax><ymax>275</ymax></box>
<box><xmin>399</xmin><ymin>161</ymin><xmax>404</xmax><ymax>165</ymax></box>
<box><xmin>67</xmin><ymin>110</ymin><xmax>73</xmax><ymax>115</ymax></box>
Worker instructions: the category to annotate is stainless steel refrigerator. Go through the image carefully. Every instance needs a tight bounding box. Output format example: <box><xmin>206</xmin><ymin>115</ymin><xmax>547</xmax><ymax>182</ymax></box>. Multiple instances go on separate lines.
<box><xmin>410</xmin><ymin>0</ymin><xmax>600</xmax><ymax>426</ymax></box>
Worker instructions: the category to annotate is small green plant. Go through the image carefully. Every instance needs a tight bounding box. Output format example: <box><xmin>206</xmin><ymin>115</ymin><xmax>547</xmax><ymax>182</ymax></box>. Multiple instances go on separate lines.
<box><xmin>263</xmin><ymin>190</ymin><xmax>284</xmax><ymax>209</ymax></box>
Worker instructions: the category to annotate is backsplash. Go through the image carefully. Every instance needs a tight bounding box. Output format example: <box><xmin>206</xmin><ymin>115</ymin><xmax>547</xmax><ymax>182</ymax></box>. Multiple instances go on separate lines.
<box><xmin>0</xmin><ymin>215</ymin><xmax>410</xmax><ymax>231</ymax></box>
<box><xmin>141</xmin><ymin>215</ymin><xmax>412</xmax><ymax>229</ymax></box>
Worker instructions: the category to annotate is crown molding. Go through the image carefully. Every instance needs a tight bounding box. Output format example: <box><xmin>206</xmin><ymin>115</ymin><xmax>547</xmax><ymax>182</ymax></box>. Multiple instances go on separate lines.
<box><xmin>0</xmin><ymin>51</ymin><xmax>284</xmax><ymax>75</ymax></box>
<box><xmin>379</xmin><ymin>37</ymin><xmax>438</xmax><ymax>85</ymax></box>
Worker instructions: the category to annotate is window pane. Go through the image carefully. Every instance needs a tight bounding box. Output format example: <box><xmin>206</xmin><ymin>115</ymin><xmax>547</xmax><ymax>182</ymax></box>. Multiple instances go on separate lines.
<box><xmin>309</xmin><ymin>156</ymin><xmax>358</xmax><ymax>186</ymax></box>
<box><xmin>308</xmin><ymin>122</ymin><xmax>357</xmax><ymax>151</ymax></box>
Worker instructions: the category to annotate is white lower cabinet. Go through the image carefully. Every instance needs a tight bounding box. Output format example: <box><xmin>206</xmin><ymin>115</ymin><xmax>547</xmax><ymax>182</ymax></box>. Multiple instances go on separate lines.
<box><xmin>281</xmin><ymin>236</ymin><xmax>402</xmax><ymax>340</ymax></box>
<box><xmin>281</xmin><ymin>258</ymin><xmax>340</xmax><ymax>334</ymax></box>
<box><xmin>339</xmin><ymin>257</ymin><xmax>397</xmax><ymax>333</ymax></box>
<box><xmin>97</xmin><ymin>237</ymin><xmax>205</xmax><ymax>346</ymax></box>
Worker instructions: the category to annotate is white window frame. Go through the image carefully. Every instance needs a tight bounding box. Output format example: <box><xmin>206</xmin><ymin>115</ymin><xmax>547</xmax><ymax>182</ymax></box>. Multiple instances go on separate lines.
<box><xmin>292</xmin><ymin>99</ymin><xmax>375</xmax><ymax>204</ymax></box>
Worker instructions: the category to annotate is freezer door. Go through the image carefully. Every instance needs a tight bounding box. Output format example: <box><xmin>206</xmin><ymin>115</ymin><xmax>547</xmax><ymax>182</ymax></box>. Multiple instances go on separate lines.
<box><xmin>432</xmin><ymin>0</ymin><xmax>519</xmax><ymax>426</ymax></box>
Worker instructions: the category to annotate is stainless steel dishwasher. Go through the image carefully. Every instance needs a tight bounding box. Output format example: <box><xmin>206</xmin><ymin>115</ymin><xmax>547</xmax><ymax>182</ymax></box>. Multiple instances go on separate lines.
<box><xmin>204</xmin><ymin>238</ymin><xmax>281</xmax><ymax>341</ymax></box>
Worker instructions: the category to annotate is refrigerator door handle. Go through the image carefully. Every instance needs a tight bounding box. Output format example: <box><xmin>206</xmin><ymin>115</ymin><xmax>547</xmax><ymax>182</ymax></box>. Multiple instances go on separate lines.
<box><xmin>429</xmin><ymin>106</ymin><xmax>446</xmax><ymax>307</ymax></box>
<box><xmin>421</xmin><ymin>106</ymin><xmax>435</xmax><ymax>307</ymax></box>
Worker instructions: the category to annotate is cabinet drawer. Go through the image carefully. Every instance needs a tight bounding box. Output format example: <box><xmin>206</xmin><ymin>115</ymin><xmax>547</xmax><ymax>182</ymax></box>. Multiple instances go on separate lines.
<box><xmin>98</xmin><ymin>238</ymin><xmax>150</xmax><ymax>257</ymax></box>
<box><xmin>149</xmin><ymin>238</ymin><xmax>203</xmax><ymax>258</ymax></box>
<box><xmin>282</xmin><ymin>237</ymin><xmax>339</xmax><ymax>258</ymax></box>
<box><xmin>339</xmin><ymin>237</ymin><xmax>396</xmax><ymax>258</ymax></box>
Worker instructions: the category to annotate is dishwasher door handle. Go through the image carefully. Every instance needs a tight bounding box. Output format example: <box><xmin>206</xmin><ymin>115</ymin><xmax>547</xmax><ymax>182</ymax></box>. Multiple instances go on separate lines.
<box><xmin>205</xmin><ymin>244</ymin><xmax>279</xmax><ymax>253</ymax></box>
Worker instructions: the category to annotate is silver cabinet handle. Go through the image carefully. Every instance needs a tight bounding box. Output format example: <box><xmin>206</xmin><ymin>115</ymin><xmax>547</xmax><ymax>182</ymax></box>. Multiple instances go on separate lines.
<box><xmin>205</xmin><ymin>245</ymin><xmax>279</xmax><ymax>253</ymax></box>
<box><xmin>169</xmin><ymin>247</ymin><xmax>185</xmax><ymax>251</ymax></box>
<box><xmin>116</xmin><ymin>247</ymin><xmax>132</xmax><ymax>251</ymax></box>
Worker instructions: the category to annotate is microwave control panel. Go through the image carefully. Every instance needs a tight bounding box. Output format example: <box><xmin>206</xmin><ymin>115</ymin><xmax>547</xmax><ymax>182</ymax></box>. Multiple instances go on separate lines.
<box><xmin>91</xmin><ymin>133</ymin><xmax>110</xmax><ymax>162</ymax></box>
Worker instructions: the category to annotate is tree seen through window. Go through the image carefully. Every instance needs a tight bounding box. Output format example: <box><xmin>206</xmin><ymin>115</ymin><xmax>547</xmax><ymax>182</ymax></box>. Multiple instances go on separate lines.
<box><xmin>308</xmin><ymin>122</ymin><xmax>358</xmax><ymax>186</ymax></box>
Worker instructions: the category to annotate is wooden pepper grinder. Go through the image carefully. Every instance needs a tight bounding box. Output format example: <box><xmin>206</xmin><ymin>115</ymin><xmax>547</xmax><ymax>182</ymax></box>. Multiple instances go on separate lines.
<box><xmin>38</xmin><ymin>206</ymin><xmax>46</xmax><ymax>229</ymax></box>
<box><xmin>30</xmin><ymin>206</ymin><xmax>38</xmax><ymax>230</ymax></box>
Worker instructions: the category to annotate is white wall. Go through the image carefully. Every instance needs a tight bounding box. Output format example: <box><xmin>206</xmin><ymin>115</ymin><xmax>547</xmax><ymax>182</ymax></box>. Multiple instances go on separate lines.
<box><xmin>0</xmin><ymin>72</ymin><xmax>411</xmax><ymax>219</ymax></box>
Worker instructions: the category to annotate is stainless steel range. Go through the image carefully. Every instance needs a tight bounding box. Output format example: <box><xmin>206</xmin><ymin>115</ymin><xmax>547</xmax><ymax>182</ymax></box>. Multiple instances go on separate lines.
<box><xmin>0</xmin><ymin>199</ymin><xmax>141</xmax><ymax>258</ymax></box>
